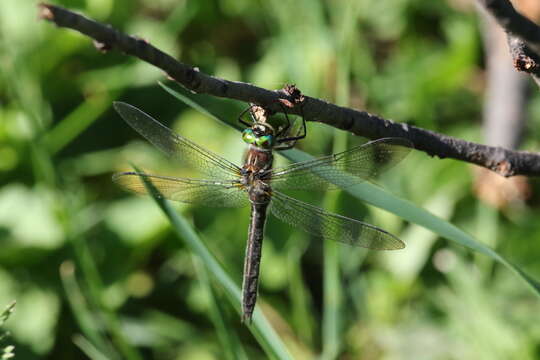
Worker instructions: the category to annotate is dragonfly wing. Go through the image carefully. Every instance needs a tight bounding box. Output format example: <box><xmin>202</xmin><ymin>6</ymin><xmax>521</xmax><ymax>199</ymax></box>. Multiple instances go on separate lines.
<box><xmin>269</xmin><ymin>190</ymin><xmax>404</xmax><ymax>250</ymax></box>
<box><xmin>114</xmin><ymin>102</ymin><xmax>241</xmax><ymax>179</ymax></box>
<box><xmin>113</xmin><ymin>172</ymin><xmax>249</xmax><ymax>208</ymax></box>
<box><xmin>270</xmin><ymin>137</ymin><xmax>412</xmax><ymax>191</ymax></box>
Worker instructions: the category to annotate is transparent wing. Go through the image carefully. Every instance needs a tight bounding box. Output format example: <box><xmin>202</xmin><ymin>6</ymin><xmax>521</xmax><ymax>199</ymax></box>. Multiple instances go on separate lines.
<box><xmin>269</xmin><ymin>190</ymin><xmax>404</xmax><ymax>250</ymax></box>
<box><xmin>114</xmin><ymin>102</ymin><xmax>241</xmax><ymax>179</ymax></box>
<box><xmin>270</xmin><ymin>138</ymin><xmax>412</xmax><ymax>191</ymax></box>
<box><xmin>113</xmin><ymin>172</ymin><xmax>249</xmax><ymax>208</ymax></box>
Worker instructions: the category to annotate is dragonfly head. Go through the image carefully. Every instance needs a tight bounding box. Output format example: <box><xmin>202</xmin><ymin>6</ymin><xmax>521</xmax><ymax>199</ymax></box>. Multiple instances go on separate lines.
<box><xmin>242</xmin><ymin>124</ymin><xmax>275</xmax><ymax>149</ymax></box>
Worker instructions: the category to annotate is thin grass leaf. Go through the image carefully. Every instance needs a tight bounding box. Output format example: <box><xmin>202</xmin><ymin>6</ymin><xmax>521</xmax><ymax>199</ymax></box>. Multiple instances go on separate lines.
<box><xmin>158</xmin><ymin>81</ymin><xmax>240</xmax><ymax>131</ymax></box>
<box><xmin>65</xmin><ymin>232</ymin><xmax>142</xmax><ymax>360</ymax></box>
<box><xmin>321</xmin><ymin>131</ymin><xmax>349</xmax><ymax>360</ymax></box>
<box><xmin>44</xmin><ymin>92</ymin><xmax>115</xmax><ymax>154</ymax></box>
<box><xmin>192</xmin><ymin>256</ymin><xmax>248</xmax><ymax>360</ymax></box>
<box><xmin>0</xmin><ymin>302</ymin><xmax>15</xmax><ymax>360</ymax></box>
<box><xmin>285</xmin><ymin>148</ymin><xmax>540</xmax><ymax>295</ymax></box>
<box><xmin>0</xmin><ymin>302</ymin><xmax>15</xmax><ymax>327</ymax></box>
<box><xmin>73</xmin><ymin>335</ymin><xmax>112</xmax><ymax>360</ymax></box>
<box><xmin>60</xmin><ymin>261</ymin><xmax>120</xmax><ymax>360</ymax></box>
<box><xmin>285</xmin><ymin>234</ymin><xmax>315</xmax><ymax>345</ymax></box>
<box><xmin>161</xmin><ymin>82</ymin><xmax>540</xmax><ymax>296</ymax></box>
<box><xmin>321</xmin><ymin>231</ymin><xmax>340</xmax><ymax>360</ymax></box>
<box><xmin>320</xmin><ymin>3</ymin><xmax>362</xmax><ymax>353</ymax></box>
<box><xmin>133</xmin><ymin>165</ymin><xmax>293</xmax><ymax>360</ymax></box>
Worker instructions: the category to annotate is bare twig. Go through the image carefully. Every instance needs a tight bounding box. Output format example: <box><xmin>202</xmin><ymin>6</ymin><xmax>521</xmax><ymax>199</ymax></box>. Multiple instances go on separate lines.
<box><xmin>508</xmin><ymin>36</ymin><xmax>540</xmax><ymax>75</ymax></box>
<box><xmin>477</xmin><ymin>0</ymin><xmax>540</xmax><ymax>55</ymax></box>
<box><xmin>475</xmin><ymin>12</ymin><xmax>530</xmax><ymax>208</ymax></box>
<box><xmin>476</xmin><ymin>1</ymin><xmax>540</xmax><ymax>85</ymax></box>
<box><xmin>507</xmin><ymin>35</ymin><xmax>540</xmax><ymax>87</ymax></box>
<box><xmin>39</xmin><ymin>3</ymin><xmax>540</xmax><ymax>177</ymax></box>
<box><xmin>480</xmin><ymin>13</ymin><xmax>529</xmax><ymax>150</ymax></box>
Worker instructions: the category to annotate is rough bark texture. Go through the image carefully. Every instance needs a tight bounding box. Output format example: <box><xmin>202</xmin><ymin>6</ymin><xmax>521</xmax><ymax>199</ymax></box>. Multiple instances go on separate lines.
<box><xmin>39</xmin><ymin>3</ymin><xmax>540</xmax><ymax>177</ymax></box>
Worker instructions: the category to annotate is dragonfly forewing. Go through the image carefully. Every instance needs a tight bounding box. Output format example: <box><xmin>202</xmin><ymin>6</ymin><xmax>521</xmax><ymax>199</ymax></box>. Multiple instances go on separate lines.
<box><xmin>114</xmin><ymin>102</ymin><xmax>242</xmax><ymax>180</ymax></box>
<box><xmin>270</xmin><ymin>137</ymin><xmax>412</xmax><ymax>191</ymax></box>
<box><xmin>269</xmin><ymin>190</ymin><xmax>405</xmax><ymax>250</ymax></box>
<box><xmin>113</xmin><ymin>172</ymin><xmax>250</xmax><ymax>208</ymax></box>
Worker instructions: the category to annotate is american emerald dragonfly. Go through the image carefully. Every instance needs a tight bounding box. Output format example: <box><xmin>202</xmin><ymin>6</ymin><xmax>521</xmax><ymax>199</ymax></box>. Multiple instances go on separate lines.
<box><xmin>112</xmin><ymin>101</ymin><xmax>412</xmax><ymax>322</ymax></box>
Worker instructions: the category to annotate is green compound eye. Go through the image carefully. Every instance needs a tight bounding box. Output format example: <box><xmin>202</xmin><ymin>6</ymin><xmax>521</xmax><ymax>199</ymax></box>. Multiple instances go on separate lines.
<box><xmin>255</xmin><ymin>135</ymin><xmax>274</xmax><ymax>148</ymax></box>
<box><xmin>242</xmin><ymin>129</ymin><xmax>255</xmax><ymax>144</ymax></box>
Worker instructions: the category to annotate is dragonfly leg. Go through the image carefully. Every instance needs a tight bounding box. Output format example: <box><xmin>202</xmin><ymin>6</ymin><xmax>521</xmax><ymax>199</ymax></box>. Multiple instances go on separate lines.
<box><xmin>275</xmin><ymin>101</ymin><xmax>291</xmax><ymax>138</ymax></box>
<box><xmin>276</xmin><ymin>101</ymin><xmax>307</xmax><ymax>146</ymax></box>
<box><xmin>238</xmin><ymin>104</ymin><xmax>256</xmax><ymax>128</ymax></box>
<box><xmin>273</xmin><ymin>142</ymin><xmax>296</xmax><ymax>150</ymax></box>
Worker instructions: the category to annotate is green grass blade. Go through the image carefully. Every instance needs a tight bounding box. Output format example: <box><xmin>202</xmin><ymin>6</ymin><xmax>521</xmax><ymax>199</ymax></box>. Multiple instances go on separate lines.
<box><xmin>73</xmin><ymin>335</ymin><xmax>112</xmax><ymax>360</ymax></box>
<box><xmin>60</xmin><ymin>261</ymin><xmax>120</xmax><ymax>360</ymax></box>
<box><xmin>0</xmin><ymin>301</ymin><xmax>16</xmax><ymax>359</ymax></box>
<box><xmin>0</xmin><ymin>302</ymin><xmax>15</xmax><ymax>329</ymax></box>
<box><xmin>160</xmin><ymin>83</ymin><xmax>540</xmax><ymax>297</ymax></box>
<box><xmin>321</xmin><ymin>233</ymin><xmax>340</xmax><ymax>360</ymax></box>
<box><xmin>44</xmin><ymin>92</ymin><xmax>115</xmax><ymax>154</ymax></box>
<box><xmin>321</xmin><ymin>2</ymin><xmax>361</xmax><ymax>354</ymax></box>
<box><xmin>321</xmin><ymin>134</ymin><xmax>348</xmax><ymax>360</ymax></box>
<box><xmin>283</xmin><ymin>148</ymin><xmax>540</xmax><ymax>295</ymax></box>
<box><xmin>285</xmin><ymin>235</ymin><xmax>315</xmax><ymax>345</ymax></box>
<box><xmin>66</xmin><ymin>232</ymin><xmax>142</xmax><ymax>360</ymax></box>
<box><xmin>192</xmin><ymin>256</ymin><xmax>248</xmax><ymax>360</ymax></box>
<box><xmin>158</xmin><ymin>81</ymin><xmax>240</xmax><ymax>131</ymax></box>
<box><xmin>133</xmin><ymin>166</ymin><xmax>293</xmax><ymax>360</ymax></box>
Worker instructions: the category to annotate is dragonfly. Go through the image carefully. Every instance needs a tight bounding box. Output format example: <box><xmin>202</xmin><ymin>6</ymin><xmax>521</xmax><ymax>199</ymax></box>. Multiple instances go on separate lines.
<box><xmin>112</xmin><ymin>101</ymin><xmax>412</xmax><ymax>322</ymax></box>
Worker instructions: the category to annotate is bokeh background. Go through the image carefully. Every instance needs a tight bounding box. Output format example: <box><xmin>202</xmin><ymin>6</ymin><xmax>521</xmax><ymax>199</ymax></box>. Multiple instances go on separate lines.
<box><xmin>2</xmin><ymin>0</ymin><xmax>540</xmax><ymax>359</ymax></box>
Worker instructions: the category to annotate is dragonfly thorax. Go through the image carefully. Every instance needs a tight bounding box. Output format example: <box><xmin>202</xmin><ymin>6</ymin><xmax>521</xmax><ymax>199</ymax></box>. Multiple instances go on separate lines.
<box><xmin>247</xmin><ymin>179</ymin><xmax>272</xmax><ymax>204</ymax></box>
<box><xmin>242</xmin><ymin>124</ymin><xmax>275</xmax><ymax>149</ymax></box>
<box><xmin>241</xmin><ymin>143</ymin><xmax>274</xmax><ymax>198</ymax></box>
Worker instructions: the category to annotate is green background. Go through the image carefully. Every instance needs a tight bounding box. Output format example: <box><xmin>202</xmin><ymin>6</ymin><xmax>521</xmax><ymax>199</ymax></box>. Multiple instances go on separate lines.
<box><xmin>1</xmin><ymin>0</ymin><xmax>540</xmax><ymax>359</ymax></box>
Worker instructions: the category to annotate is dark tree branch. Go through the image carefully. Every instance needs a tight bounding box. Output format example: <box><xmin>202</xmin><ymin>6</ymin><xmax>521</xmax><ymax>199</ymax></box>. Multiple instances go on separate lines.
<box><xmin>477</xmin><ymin>0</ymin><xmax>540</xmax><ymax>56</ymax></box>
<box><xmin>480</xmin><ymin>13</ymin><xmax>529</xmax><ymax>150</ymax></box>
<box><xmin>38</xmin><ymin>3</ymin><xmax>540</xmax><ymax>177</ymax></box>
<box><xmin>476</xmin><ymin>0</ymin><xmax>540</xmax><ymax>86</ymax></box>
<box><xmin>508</xmin><ymin>36</ymin><xmax>540</xmax><ymax>77</ymax></box>
<box><xmin>507</xmin><ymin>35</ymin><xmax>540</xmax><ymax>87</ymax></box>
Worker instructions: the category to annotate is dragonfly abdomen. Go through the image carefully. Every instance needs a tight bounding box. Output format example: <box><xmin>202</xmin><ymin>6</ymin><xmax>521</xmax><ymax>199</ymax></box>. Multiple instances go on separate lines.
<box><xmin>241</xmin><ymin>202</ymin><xmax>269</xmax><ymax>322</ymax></box>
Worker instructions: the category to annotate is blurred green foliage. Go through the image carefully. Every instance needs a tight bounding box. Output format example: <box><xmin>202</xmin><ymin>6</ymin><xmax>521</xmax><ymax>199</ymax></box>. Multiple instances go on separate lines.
<box><xmin>0</xmin><ymin>302</ymin><xmax>16</xmax><ymax>359</ymax></box>
<box><xmin>1</xmin><ymin>0</ymin><xmax>540</xmax><ymax>359</ymax></box>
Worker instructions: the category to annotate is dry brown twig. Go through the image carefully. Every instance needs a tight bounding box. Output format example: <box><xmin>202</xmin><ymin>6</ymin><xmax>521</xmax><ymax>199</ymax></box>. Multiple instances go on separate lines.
<box><xmin>477</xmin><ymin>0</ymin><xmax>540</xmax><ymax>55</ymax></box>
<box><xmin>478</xmin><ymin>0</ymin><xmax>540</xmax><ymax>83</ymax></box>
<box><xmin>39</xmin><ymin>3</ymin><xmax>540</xmax><ymax>177</ymax></box>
